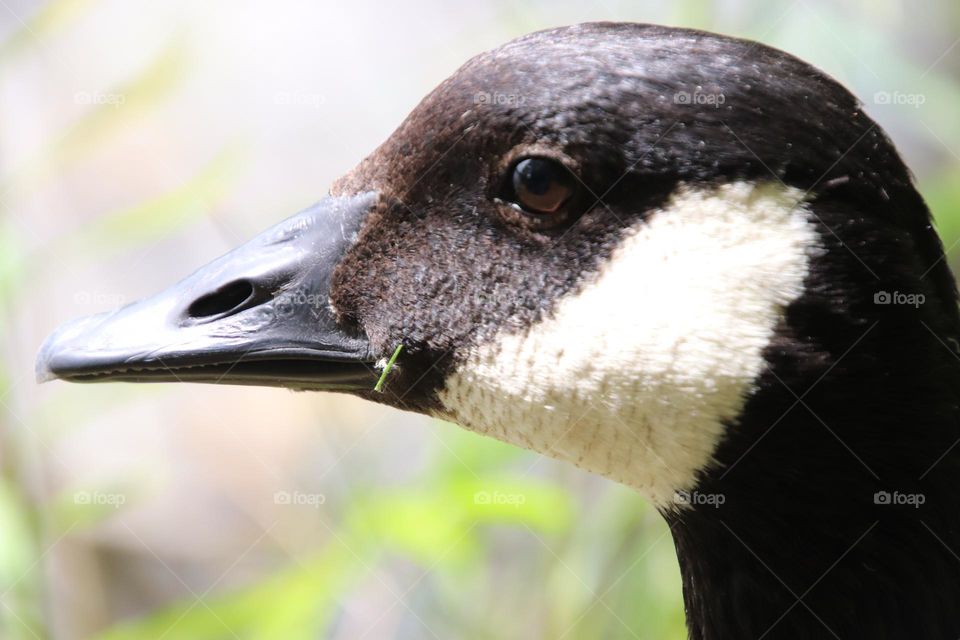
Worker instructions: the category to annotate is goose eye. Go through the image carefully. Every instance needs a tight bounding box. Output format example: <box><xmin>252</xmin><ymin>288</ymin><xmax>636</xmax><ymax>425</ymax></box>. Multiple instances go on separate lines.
<box><xmin>510</xmin><ymin>157</ymin><xmax>576</xmax><ymax>214</ymax></box>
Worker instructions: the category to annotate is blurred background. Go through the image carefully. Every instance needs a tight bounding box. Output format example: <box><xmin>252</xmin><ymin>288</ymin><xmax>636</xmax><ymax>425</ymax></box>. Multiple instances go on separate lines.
<box><xmin>1</xmin><ymin>0</ymin><xmax>958</xmax><ymax>638</ymax></box>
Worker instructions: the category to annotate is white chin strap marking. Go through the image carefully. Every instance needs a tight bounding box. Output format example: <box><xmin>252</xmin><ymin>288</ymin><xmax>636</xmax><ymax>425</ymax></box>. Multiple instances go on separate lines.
<box><xmin>437</xmin><ymin>182</ymin><xmax>819</xmax><ymax>506</ymax></box>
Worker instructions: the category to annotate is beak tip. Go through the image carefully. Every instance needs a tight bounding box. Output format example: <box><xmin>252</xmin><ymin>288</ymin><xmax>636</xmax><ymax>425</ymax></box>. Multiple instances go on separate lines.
<box><xmin>35</xmin><ymin>340</ymin><xmax>61</xmax><ymax>384</ymax></box>
<box><xmin>35</xmin><ymin>313</ymin><xmax>104</xmax><ymax>384</ymax></box>
<box><xmin>36</xmin><ymin>329</ymin><xmax>67</xmax><ymax>384</ymax></box>
<box><xmin>35</xmin><ymin>362</ymin><xmax>56</xmax><ymax>384</ymax></box>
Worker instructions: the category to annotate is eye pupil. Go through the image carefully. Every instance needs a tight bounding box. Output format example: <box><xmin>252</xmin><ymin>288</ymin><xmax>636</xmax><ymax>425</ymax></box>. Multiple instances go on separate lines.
<box><xmin>511</xmin><ymin>157</ymin><xmax>575</xmax><ymax>214</ymax></box>
<box><xmin>516</xmin><ymin>159</ymin><xmax>554</xmax><ymax>195</ymax></box>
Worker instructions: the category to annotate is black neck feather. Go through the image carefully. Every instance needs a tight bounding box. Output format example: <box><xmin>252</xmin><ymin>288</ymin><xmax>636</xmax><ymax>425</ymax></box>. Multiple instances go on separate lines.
<box><xmin>665</xmin><ymin>193</ymin><xmax>960</xmax><ymax>640</ymax></box>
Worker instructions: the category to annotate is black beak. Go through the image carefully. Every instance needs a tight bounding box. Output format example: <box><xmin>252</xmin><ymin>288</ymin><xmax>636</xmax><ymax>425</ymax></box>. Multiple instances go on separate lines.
<box><xmin>36</xmin><ymin>192</ymin><xmax>380</xmax><ymax>391</ymax></box>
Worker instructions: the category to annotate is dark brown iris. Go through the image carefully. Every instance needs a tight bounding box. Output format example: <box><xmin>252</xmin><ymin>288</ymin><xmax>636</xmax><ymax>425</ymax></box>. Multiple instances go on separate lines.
<box><xmin>511</xmin><ymin>157</ymin><xmax>576</xmax><ymax>214</ymax></box>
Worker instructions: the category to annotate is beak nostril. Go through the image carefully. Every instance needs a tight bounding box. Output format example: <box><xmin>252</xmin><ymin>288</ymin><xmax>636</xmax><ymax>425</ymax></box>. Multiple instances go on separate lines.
<box><xmin>187</xmin><ymin>280</ymin><xmax>257</xmax><ymax>320</ymax></box>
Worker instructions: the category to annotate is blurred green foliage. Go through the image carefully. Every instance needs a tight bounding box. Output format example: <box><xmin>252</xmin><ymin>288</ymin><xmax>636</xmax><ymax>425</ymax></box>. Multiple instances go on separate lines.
<box><xmin>94</xmin><ymin>428</ymin><xmax>682</xmax><ymax>640</ymax></box>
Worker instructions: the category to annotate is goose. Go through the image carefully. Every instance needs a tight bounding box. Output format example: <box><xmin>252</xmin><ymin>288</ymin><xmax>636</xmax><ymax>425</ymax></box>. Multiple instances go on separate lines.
<box><xmin>36</xmin><ymin>22</ymin><xmax>960</xmax><ymax>640</ymax></box>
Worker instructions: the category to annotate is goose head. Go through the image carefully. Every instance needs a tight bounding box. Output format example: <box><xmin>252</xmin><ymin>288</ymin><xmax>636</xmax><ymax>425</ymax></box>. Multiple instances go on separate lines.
<box><xmin>37</xmin><ymin>22</ymin><xmax>960</xmax><ymax>639</ymax></box>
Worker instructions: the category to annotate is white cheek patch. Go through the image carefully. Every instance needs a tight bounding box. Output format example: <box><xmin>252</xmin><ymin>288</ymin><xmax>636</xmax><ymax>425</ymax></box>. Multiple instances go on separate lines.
<box><xmin>436</xmin><ymin>182</ymin><xmax>819</xmax><ymax>506</ymax></box>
